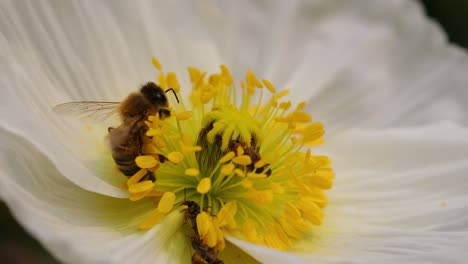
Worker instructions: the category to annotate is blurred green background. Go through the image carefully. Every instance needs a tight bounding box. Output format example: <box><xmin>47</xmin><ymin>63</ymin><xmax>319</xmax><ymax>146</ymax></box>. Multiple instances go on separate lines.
<box><xmin>1</xmin><ymin>1</ymin><xmax>467</xmax><ymax>263</ymax></box>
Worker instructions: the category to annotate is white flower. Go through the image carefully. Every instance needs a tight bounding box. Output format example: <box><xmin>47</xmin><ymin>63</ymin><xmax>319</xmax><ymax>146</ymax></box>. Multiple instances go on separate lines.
<box><xmin>1</xmin><ymin>1</ymin><xmax>468</xmax><ymax>263</ymax></box>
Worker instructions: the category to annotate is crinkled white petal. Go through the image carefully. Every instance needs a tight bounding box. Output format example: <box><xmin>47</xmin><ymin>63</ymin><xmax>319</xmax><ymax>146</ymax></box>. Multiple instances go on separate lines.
<box><xmin>0</xmin><ymin>0</ymin><xmax>222</xmax><ymax>193</ymax></box>
<box><xmin>1</xmin><ymin>0</ymin><xmax>468</xmax><ymax>264</ymax></box>
<box><xmin>0</xmin><ymin>128</ymin><xmax>191</xmax><ymax>264</ymax></box>
<box><xmin>227</xmin><ymin>236</ymin><xmax>308</xmax><ymax>264</ymax></box>
<box><xmin>285</xmin><ymin>122</ymin><xmax>468</xmax><ymax>263</ymax></box>
<box><xmin>205</xmin><ymin>0</ymin><xmax>468</xmax><ymax>133</ymax></box>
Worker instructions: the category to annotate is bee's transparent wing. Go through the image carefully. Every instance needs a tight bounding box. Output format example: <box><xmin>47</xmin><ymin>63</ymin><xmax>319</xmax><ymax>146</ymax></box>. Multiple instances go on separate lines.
<box><xmin>53</xmin><ymin>101</ymin><xmax>121</xmax><ymax>122</ymax></box>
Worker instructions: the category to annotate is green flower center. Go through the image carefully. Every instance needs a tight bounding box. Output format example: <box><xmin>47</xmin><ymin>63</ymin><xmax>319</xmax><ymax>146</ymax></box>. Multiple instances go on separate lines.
<box><xmin>123</xmin><ymin>57</ymin><xmax>334</xmax><ymax>251</ymax></box>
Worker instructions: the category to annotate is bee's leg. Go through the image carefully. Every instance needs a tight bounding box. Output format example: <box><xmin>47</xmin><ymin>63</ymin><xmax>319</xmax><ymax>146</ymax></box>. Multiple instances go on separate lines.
<box><xmin>157</xmin><ymin>154</ymin><xmax>167</xmax><ymax>163</ymax></box>
<box><xmin>108</xmin><ymin>127</ymin><xmax>114</xmax><ymax>133</ymax></box>
<box><xmin>254</xmin><ymin>163</ymin><xmax>272</xmax><ymax>177</ymax></box>
<box><xmin>139</xmin><ymin>171</ymin><xmax>156</xmax><ymax>182</ymax></box>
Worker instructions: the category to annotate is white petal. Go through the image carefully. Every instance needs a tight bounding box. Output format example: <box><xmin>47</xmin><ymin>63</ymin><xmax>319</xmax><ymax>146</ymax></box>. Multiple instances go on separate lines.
<box><xmin>0</xmin><ymin>127</ymin><xmax>192</xmax><ymax>264</ymax></box>
<box><xmin>227</xmin><ymin>236</ymin><xmax>308</xmax><ymax>264</ymax></box>
<box><xmin>0</xmin><ymin>0</ymin><xmax>223</xmax><ymax>193</ymax></box>
<box><xmin>292</xmin><ymin>122</ymin><xmax>468</xmax><ymax>262</ymax></box>
<box><xmin>205</xmin><ymin>0</ymin><xmax>468</xmax><ymax>131</ymax></box>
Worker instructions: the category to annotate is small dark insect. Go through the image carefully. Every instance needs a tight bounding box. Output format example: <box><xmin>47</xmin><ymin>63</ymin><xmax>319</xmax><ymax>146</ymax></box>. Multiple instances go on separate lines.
<box><xmin>191</xmin><ymin>239</ymin><xmax>224</xmax><ymax>264</ymax></box>
<box><xmin>180</xmin><ymin>199</ymin><xmax>224</xmax><ymax>264</ymax></box>
<box><xmin>181</xmin><ymin>200</ymin><xmax>201</xmax><ymax>239</ymax></box>
<box><xmin>229</xmin><ymin>139</ymin><xmax>272</xmax><ymax>177</ymax></box>
<box><xmin>54</xmin><ymin>82</ymin><xmax>178</xmax><ymax>182</ymax></box>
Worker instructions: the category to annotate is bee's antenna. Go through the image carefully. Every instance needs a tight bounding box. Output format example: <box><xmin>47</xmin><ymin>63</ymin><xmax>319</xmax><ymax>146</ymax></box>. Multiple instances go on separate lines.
<box><xmin>165</xmin><ymin>88</ymin><xmax>180</xmax><ymax>104</ymax></box>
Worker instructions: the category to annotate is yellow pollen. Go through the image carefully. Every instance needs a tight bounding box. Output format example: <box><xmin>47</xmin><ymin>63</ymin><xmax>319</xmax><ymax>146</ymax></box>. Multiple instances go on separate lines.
<box><xmin>290</xmin><ymin>111</ymin><xmax>312</xmax><ymax>123</ymax></box>
<box><xmin>262</xmin><ymin>79</ymin><xmax>276</xmax><ymax>93</ymax></box>
<box><xmin>153</xmin><ymin>137</ymin><xmax>166</xmax><ymax>148</ymax></box>
<box><xmin>296</xmin><ymin>101</ymin><xmax>306</xmax><ymax>111</ymax></box>
<box><xmin>273</xmin><ymin>89</ymin><xmax>289</xmax><ymax>100</ymax></box>
<box><xmin>197</xmin><ymin>212</ymin><xmax>223</xmax><ymax>248</ymax></box>
<box><xmin>246</xmin><ymin>172</ymin><xmax>268</xmax><ymax>179</ymax></box>
<box><xmin>243</xmin><ymin>219</ymin><xmax>258</xmax><ymax>242</ymax></box>
<box><xmin>247</xmin><ymin>189</ymin><xmax>274</xmax><ymax>204</ymax></box>
<box><xmin>129</xmin><ymin>190</ymin><xmax>151</xmax><ymax>202</ymax></box>
<box><xmin>127</xmin><ymin>168</ymin><xmax>149</xmax><ymax>186</ymax></box>
<box><xmin>166</xmin><ymin>72</ymin><xmax>180</xmax><ymax>92</ymax></box>
<box><xmin>234</xmin><ymin>169</ymin><xmax>246</xmax><ymax>178</ymax></box>
<box><xmin>302</xmin><ymin>122</ymin><xmax>325</xmax><ymax>144</ymax></box>
<box><xmin>167</xmin><ymin>152</ymin><xmax>184</xmax><ymax>164</ymax></box>
<box><xmin>270</xmin><ymin>183</ymin><xmax>285</xmax><ymax>194</ymax></box>
<box><xmin>176</xmin><ymin>111</ymin><xmax>193</xmax><ymax>121</ymax></box>
<box><xmin>219</xmin><ymin>151</ymin><xmax>235</xmax><ymax>164</ymax></box>
<box><xmin>185</xmin><ymin>168</ymin><xmax>200</xmax><ymax>177</ymax></box>
<box><xmin>128</xmin><ymin>180</ymin><xmax>154</xmax><ymax>194</ymax></box>
<box><xmin>232</xmin><ymin>155</ymin><xmax>252</xmax><ymax>165</ymax></box>
<box><xmin>220</xmin><ymin>64</ymin><xmax>234</xmax><ymax>86</ymax></box>
<box><xmin>279</xmin><ymin>101</ymin><xmax>292</xmax><ymax>110</ymax></box>
<box><xmin>158</xmin><ymin>72</ymin><xmax>166</xmax><ymax>89</ymax></box>
<box><xmin>241</xmin><ymin>179</ymin><xmax>253</xmax><ymax>189</ymax></box>
<box><xmin>157</xmin><ymin>192</ymin><xmax>175</xmax><ymax>214</ymax></box>
<box><xmin>217</xmin><ymin>201</ymin><xmax>237</xmax><ymax>228</ymax></box>
<box><xmin>135</xmin><ymin>155</ymin><xmax>158</xmax><ymax>169</ymax></box>
<box><xmin>152</xmin><ymin>57</ymin><xmax>162</xmax><ymax>71</ymax></box>
<box><xmin>221</xmin><ymin>163</ymin><xmax>235</xmax><ymax>175</ymax></box>
<box><xmin>197</xmin><ymin>178</ymin><xmax>211</xmax><ymax>194</ymax></box>
<box><xmin>254</xmin><ymin>158</ymin><xmax>268</xmax><ymax>168</ymax></box>
<box><xmin>236</xmin><ymin>146</ymin><xmax>244</xmax><ymax>156</ymax></box>
<box><xmin>188</xmin><ymin>67</ymin><xmax>203</xmax><ymax>84</ymax></box>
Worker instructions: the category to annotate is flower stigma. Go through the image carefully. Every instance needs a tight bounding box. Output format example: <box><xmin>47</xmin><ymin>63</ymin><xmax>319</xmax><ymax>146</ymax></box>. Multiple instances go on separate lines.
<box><xmin>123</xmin><ymin>57</ymin><xmax>334</xmax><ymax>253</ymax></box>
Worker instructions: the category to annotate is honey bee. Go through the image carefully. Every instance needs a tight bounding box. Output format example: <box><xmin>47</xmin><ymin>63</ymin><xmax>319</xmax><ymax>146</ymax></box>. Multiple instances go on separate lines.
<box><xmin>54</xmin><ymin>82</ymin><xmax>178</xmax><ymax>182</ymax></box>
<box><xmin>181</xmin><ymin>200</ymin><xmax>224</xmax><ymax>264</ymax></box>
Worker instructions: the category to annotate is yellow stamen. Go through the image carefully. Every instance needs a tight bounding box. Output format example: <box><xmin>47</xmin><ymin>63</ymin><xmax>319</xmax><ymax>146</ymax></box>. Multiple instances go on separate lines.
<box><xmin>235</xmin><ymin>169</ymin><xmax>246</xmax><ymax>178</ymax></box>
<box><xmin>243</xmin><ymin>219</ymin><xmax>258</xmax><ymax>242</ymax></box>
<box><xmin>241</xmin><ymin>179</ymin><xmax>253</xmax><ymax>189</ymax></box>
<box><xmin>197</xmin><ymin>178</ymin><xmax>211</xmax><ymax>194</ymax></box>
<box><xmin>270</xmin><ymin>182</ymin><xmax>285</xmax><ymax>194</ymax></box>
<box><xmin>188</xmin><ymin>67</ymin><xmax>203</xmax><ymax>84</ymax></box>
<box><xmin>157</xmin><ymin>192</ymin><xmax>176</xmax><ymax>214</ymax></box>
<box><xmin>135</xmin><ymin>155</ymin><xmax>158</xmax><ymax>169</ymax></box>
<box><xmin>262</xmin><ymin>79</ymin><xmax>276</xmax><ymax>93</ymax></box>
<box><xmin>139</xmin><ymin>210</ymin><xmax>165</xmax><ymax>230</ymax></box>
<box><xmin>236</xmin><ymin>146</ymin><xmax>244</xmax><ymax>156</ymax></box>
<box><xmin>152</xmin><ymin>57</ymin><xmax>162</xmax><ymax>71</ymax></box>
<box><xmin>232</xmin><ymin>155</ymin><xmax>252</xmax><ymax>165</ymax></box>
<box><xmin>273</xmin><ymin>89</ymin><xmax>289</xmax><ymax>100</ymax></box>
<box><xmin>128</xmin><ymin>180</ymin><xmax>154</xmax><ymax>194</ymax></box>
<box><xmin>158</xmin><ymin>72</ymin><xmax>166</xmax><ymax>89</ymax></box>
<box><xmin>221</xmin><ymin>163</ymin><xmax>235</xmax><ymax>175</ymax></box>
<box><xmin>219</xmin><ymin>151</ymin><xmax>235</xmax><ymax>164</ymax></box>
<box><xmin>185</xmin><ymin>168</ymin><xmax>200</xmax><ymax>177</ymax></box>
<box><xmin>254</xmin><ymin>158</ymin><xmax>268</xmax><ymax>168</ymax></box>
<box><xmin>247</xmin><ymin>189</ymin><xmax>274</xmax><ymax>204</ymax></box>
<box><xmin>166</xmin><ymin>72</ymin><xmax>180</xmax><ymax>92</ymax></box>
<box><xmin>167</xmin><ymin>152</ymin><xmax>184</xmax><ymax>164</ymax></box>
<box><xmin>127</xmin><ymin>168</ymin><xmax>149</xmax><ymax>186</ymax></box>
<box><xmin>217</xmin><ymin>201</ymin><xmax>237</xmax><ymax>228</ymax></box>
<box><xmin>129</xmin><ymin>189</ymin><xmax>151</xmax><ymax>201</ymax></box>
<box><xmin>176</xmin><ymin>111</ymin><xmax>193</xmax><ymax>121</ymax></box>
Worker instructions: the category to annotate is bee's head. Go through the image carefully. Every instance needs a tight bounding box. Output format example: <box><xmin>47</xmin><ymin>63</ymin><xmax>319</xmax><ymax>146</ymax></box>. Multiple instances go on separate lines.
<box><xmin>141</xmin><ymin>82</ymin><xmax>168</xmax><ymax>106</ymax></box>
